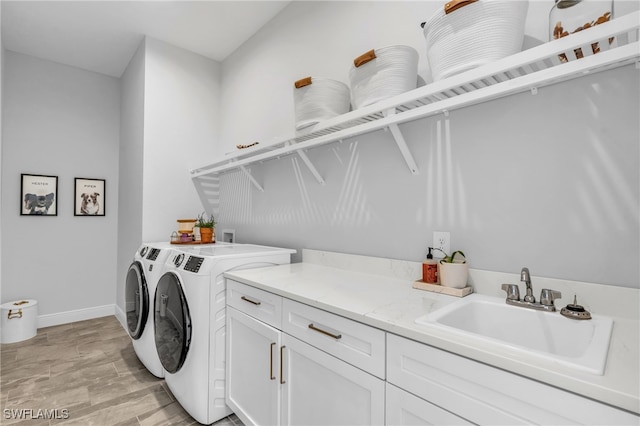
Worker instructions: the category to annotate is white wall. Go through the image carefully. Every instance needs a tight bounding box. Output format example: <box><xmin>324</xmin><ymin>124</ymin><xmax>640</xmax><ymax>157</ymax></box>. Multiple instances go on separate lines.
<box><xmin>115</xmin><ymin>38</ymin><xmax>221</xmax><ymax>316</ymax></box>
<box><xmin>219</xmin><ymin>0</ymin><xmax>638</xmax><ymax>150</ymax></box>
<box><xmin>214</xmin><ymin>1</ymin><xmax>639</xmax><ymax>288</ymax></box>
<box><xmin>142</xmin><ymin>37</ymin><xmax>221</xmax><ymax>241</ymax></box>
<box><xmin>117</xmin><ymin>40</ymin><xmax>146</xmax><ymax>319</ymax></box>
<box><xmin>1</xmin><ymin>2</ymin><xmax>4</xmax><ymax>301</ymax></box>
<box><xmin>1</xmin><ymin>51</ymin><xmax>120</xmax><ymax>317</ymax></box>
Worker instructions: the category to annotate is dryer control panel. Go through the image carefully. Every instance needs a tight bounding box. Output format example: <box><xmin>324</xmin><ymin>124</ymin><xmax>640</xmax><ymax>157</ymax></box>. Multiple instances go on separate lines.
<box><xmin>184</xmin><ymin>256</ymin><xmax>204</xmax><ymax>273</ymax></box>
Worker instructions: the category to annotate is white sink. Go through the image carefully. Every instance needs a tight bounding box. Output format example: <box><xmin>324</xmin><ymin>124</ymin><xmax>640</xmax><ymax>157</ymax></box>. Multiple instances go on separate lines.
<box><xmin>415</xmin><ymin>294</ymin><xmax>613</xmax><ymax>375</ymax></box>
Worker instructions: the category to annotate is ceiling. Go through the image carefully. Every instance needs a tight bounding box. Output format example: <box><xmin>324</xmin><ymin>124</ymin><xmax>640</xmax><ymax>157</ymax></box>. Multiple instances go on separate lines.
<box><xmin>1</xmin><ymin>1</ymin><xmax>291</xmax><ymax>77</ymax></box>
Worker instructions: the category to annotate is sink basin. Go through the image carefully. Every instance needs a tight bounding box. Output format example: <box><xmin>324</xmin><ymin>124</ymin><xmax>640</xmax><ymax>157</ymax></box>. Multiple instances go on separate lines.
<box><xmin>415</xmin><ymin>294</ymin><xmax>613</xmax><ymax>375</ymax></box>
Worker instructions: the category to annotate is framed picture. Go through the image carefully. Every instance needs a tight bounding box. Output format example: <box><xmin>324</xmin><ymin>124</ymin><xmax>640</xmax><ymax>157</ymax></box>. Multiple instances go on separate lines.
<box><xmin>74</xmin><ymin>178</ymin><xmax>105</xmax><ymax>216</ymax></box>
<box><xmin>21</xmin><ymin>174</ymin><xmax>58</xmax><ymax>216</ymax></box>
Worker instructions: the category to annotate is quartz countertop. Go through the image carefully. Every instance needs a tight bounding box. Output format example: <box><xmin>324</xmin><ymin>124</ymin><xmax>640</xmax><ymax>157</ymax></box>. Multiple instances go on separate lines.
<box><xmin>224</xmin><ymin>252</ymin><xmax>639</xmax><ymax>415</ymax></box>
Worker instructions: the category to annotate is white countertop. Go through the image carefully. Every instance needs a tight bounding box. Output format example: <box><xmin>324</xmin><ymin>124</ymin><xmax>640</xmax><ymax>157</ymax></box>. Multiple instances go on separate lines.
<box><xmin>224</xmin><ymin>251</ymin><xmax>640</xmax><ymax>415</ymax></box>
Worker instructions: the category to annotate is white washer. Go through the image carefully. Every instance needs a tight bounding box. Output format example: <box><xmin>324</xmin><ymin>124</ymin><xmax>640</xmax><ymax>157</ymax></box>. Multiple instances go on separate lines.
<box><xmin>125</xmin><ymin>242</ymin><xmax>238</xmax><ymax>377</ymax></box>
<box><xmin>124</xmin><ymin>242</ymin><xmax>173</xmax><ymax>378</ymax></box>
<box><xmin>155</xmin><ymin>244</ymin><xmax>295</xmax><ymax>425</ymax></box>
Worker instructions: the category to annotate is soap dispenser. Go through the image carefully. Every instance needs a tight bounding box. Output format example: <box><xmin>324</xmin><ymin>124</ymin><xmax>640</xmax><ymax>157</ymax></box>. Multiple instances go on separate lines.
<box><xmin>422</xmin><ymin>248</ymin><xmax>438</xmax><ymax>284</ymax></box>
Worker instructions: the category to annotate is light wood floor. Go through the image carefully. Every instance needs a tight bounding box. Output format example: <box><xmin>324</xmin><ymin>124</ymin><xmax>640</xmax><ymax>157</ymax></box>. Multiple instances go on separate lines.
<box><xmin>0</xmin><ymin>315</ymin><xmax>243</xmax><ymax>425</ymax></box>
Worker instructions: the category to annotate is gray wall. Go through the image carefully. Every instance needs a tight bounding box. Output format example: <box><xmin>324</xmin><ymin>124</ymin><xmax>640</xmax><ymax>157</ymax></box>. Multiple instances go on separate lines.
<box><xmin>214</xmin><ymin>1</ymin><xmax>639</xmax><ymax>289</ymax></box>
<box><xmin>218</xmin><ymin>64</ymin><xmax>639</xmax><ymax>288</ymax></box>
<box><xmin>116</xmin><ymin>38</ymin><xmax>221</xmax><ymax>316</ymax></box>
<box><xmin>117</xmin><ymin>40</ymin><xmax>146</xmax><ymax>317</ymax></box>
<box><xmin>1</xmin><ymin>51</ymin><xmax>120</xmax><ymax>314</ymax></box>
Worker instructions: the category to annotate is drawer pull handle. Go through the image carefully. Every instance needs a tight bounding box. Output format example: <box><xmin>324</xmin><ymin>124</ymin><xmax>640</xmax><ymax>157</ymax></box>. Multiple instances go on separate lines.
<box><xmin>280</xmin><ymin>345</ymin><xmax>286</xmax><ymax>384</ymax></box>
<box><xmin>270</xmin><ymin>342</ymin><xmax>276</xmax><ymax>380</ymax></box>
<box><xmin>308</xmin><ymin>323</ymin><xmax>342</xmax><ymax>340</ymax></box>
<box><xmin>241</xmin><ymin>296</ymin><xmax>261</xmax><ymax>306</ymax></box>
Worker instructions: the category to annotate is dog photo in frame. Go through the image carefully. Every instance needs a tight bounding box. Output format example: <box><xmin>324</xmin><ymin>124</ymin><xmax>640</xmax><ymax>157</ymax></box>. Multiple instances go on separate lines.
<box><xmin>21</xmin><ymin>174</ymin><xmax>58</xmax><ymax>216</ymax></box>
<box><xmin>74</xmin><ymin>178</ymin><xmax>105</xmax><ymax>216</ymax></box>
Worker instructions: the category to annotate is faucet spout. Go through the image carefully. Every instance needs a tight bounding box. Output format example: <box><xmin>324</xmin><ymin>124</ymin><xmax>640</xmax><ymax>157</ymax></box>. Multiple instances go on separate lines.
<box><xmin>520</xmin><ymin>267</ymin><xmax>535</xmax><ymax>303</ymax></box>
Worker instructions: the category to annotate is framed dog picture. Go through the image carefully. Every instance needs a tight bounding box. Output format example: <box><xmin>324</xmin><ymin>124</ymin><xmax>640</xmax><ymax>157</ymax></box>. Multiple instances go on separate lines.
<box><xmin>21</xmin><ymin>174</ymin><xmax>58</xmax><ymax>216</ymax></box>
<box><xmin>74</xmin><ymin>178</ymin><xmax>105</xmax><ymax>216</ymax></box>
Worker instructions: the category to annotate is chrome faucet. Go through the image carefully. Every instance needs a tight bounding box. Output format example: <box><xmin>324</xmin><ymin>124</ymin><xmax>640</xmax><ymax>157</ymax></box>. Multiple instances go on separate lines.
<box><xmin>521</xmin><ymin>267</ymin><xmax>535</xmax><ymax>303</ymax></box>
<box><xmin>501</xmin><ymin>267</ymin><xmax>562</xmax><ymax>312</ymax></box>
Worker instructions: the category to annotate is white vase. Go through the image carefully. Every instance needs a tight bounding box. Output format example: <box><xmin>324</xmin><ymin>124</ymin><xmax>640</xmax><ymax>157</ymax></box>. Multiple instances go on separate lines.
<box><xmin>439</xmin><ymin>262</ymin><xmax>469</xmax><ymax>289</ymax></box>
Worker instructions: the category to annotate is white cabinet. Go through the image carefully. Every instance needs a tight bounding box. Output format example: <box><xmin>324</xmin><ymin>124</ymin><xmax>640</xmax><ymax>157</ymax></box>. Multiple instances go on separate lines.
<box><xmin>228</xmin><ymin>278</ymin><xmax>639</xmax><ymax>426</ymax></box>
<box><xmin>385</xmin><ymin>383</ymin><xmax>471</xmax><ymax>426</ymax></box>
<box><xmin>281</xmin><ymin>333</ymin><xmax>384</xmax><ymax>426</ymax></box>
<box><xmin>282</xmin><ymin>298</ymin><xmax>386</xmax><ymax>379</ymax></box>
<box><xmin>226</xmin><ymin>280</ymin><xmax>385</xmax><ymax>426</ymax></box>
<box><xmin>387</xmin><ymin>333</ymin><xmax>639</xmax><ymax>426</ymax></box>
<box><xmin>227</xmin><ymin>279</ymin><xmax>283</xmax><ymax>328</ymax></box>
<box><xmin>226</xmin><ymin>306</ymin><xmax>281</xmax><ymax>426</ymax></box>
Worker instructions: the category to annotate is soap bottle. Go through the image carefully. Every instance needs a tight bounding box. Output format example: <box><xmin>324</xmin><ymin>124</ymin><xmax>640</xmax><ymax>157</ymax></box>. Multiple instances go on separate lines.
<box><xmin>422</xmin><ymin>248</ymin><xmax>438</xmax><ymax>284</ymax></box>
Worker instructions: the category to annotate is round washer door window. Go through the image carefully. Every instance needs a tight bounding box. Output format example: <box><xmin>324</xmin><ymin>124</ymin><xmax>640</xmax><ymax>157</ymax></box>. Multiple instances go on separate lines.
<box><xmin>125</xmin><ymin>261</ymin><xmax>148</xmax><ymax>340</ymax></box>
<box><xmin>154</xmin><ymin>272</ymin><xmax>192</xmax><ymax>374</ymax></box>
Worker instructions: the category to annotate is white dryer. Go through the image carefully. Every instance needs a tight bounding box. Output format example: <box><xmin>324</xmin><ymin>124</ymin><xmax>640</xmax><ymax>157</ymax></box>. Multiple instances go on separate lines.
<box><xmin>125</xmin><ymin>242</ymin><xmax>172</xmax><ymax>378</ymax></box>
<box><xmin>154</xmin><ymin>244</ymin><xmax>295</xmax><ymax>425</ymax></box>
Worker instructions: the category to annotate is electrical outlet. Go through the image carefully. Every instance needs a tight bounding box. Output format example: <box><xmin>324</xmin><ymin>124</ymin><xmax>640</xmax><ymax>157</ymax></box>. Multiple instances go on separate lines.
<box><xmin>433</xmin><ymin>231</ymin><xmax>450</xmax><ymax>257</ymax></box>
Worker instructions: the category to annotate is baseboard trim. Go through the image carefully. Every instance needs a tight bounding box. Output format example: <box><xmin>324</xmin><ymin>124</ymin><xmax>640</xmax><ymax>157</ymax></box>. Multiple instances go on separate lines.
<box><xmin>114</xmin><ymin>305</ymin><xmax>127</xmax><ymax>331</ymax></box>
<box><xmin>38</xmin><ymin>304</ymin><xmax>116</xmax><ymax>328</ymax></box>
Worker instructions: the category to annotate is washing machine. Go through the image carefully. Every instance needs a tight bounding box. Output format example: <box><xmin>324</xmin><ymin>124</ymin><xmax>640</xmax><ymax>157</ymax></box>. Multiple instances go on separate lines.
<box><xmin>124</xmin><ymin>242</ymin><xmax>173</xmax><ymax>378</ymax></box>
<box><xmin>154</xmin><ymin>244</ymin><xmax>295</xmax><ymax>425</ymax></box>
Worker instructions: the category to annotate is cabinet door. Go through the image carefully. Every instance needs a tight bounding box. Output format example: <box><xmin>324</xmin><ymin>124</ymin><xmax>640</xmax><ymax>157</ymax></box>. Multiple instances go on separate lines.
<box><xmin>281</xmin><ymin>333</ymin><xmax>384</xmax><ymax>426</ymax></box>
<box><xmin>226</xmin><ymin>306</ymin><xmax>281</xmax><ymax>426</ymax></box>
<box><xmin>386</xmin><ymin>383</ymin><xmax>472</xmax><ymax>426</ymax></box>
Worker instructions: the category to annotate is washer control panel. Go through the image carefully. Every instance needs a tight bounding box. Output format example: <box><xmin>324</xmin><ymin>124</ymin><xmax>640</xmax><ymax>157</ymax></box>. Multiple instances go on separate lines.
<box><xmin>146</xmin><ymin>248</ymin><xmax>161</xmax><ymax>261</ymax></box>
<box><xmin>173</xmin><ymin>253</ymin><xmax>185</xmax><ymax>267</ymax></box>
<box><xmin>184</xmin><ymin>256</ymin><xmax>204</xmax><ymax>273</ymax></box>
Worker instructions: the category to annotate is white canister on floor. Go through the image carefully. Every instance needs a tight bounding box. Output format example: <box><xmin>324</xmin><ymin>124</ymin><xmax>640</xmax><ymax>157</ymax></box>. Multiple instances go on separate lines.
<box><xmin>1</xmin><ymin>299</ymin><xmax>38</xmax><ymax>344</ymax></box>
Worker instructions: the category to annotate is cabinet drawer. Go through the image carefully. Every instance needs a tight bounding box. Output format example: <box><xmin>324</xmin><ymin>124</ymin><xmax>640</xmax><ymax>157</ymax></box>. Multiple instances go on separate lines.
<box><xmin>227</xmin><ymin>279</ymin><xmax>282</xmax><ymax>329</ymax></box>
<box><xmin>387</xmin><ymin>333</ymin><xmax>639</xmax><ymax>426</ymax></box>
<box><xmin>282</xmin><ymin>298</ymin><xmax>385</xmax><ymax>379</ymax></box>
<box><xmin>386</xmin><ymin>382</ymin><xmax>472</xmax><ymax>425</ymax></box>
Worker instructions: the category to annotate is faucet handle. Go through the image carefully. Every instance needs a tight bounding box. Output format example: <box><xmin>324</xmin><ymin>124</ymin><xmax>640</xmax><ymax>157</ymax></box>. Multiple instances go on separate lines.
<box><xmin>501</xmin><ymin>284</ymin><xmax>520</xmax><ymax>301</ymax></box>
<box><xmin>540</xmin><ymin>289</ymin><xmax>562</xmax><ymax>307</ymax></box>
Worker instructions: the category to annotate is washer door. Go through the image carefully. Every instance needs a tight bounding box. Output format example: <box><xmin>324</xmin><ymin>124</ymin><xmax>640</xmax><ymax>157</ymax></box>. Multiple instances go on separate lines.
<box><xmin>154</xmin><ymin>271</ymin><xmax>192</xmax><ymax>374</ymax></box>
<box><xmin>125</xmin><ymin>261</ymin><xmax>149</xmax><ymax>340</ymax></box>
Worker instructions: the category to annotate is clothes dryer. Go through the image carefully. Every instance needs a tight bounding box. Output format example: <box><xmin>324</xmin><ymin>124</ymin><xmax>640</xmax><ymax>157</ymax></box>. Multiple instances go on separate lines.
<box><xmin>154</xmin><ymin>244</ymin><xmax>295</xmax><ymax>425</ymax></box>
<box><xmin>125</xmin><ymin>242</ymin><xmax>172</xmax><ymax>378</ymax></box>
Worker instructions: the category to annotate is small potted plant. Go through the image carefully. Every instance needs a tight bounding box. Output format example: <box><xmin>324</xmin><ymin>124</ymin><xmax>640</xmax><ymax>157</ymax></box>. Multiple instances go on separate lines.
<box><xmin>438</xmin><ymin>250</ymin><xmax>468</xmax><ymax>289</ymax></box>
<box><xmin>196</xmin><ymin>212</ymin><xmax>216</xmax><ymax>243</ymax></box>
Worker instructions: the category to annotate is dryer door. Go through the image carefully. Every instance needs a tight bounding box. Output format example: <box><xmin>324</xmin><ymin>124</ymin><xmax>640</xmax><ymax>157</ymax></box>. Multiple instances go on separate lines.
<box><xmin>154</xmin><ymin>271</ymin><xmax>192</xmax><ymax>374</ymax></box>
<box><xmin>125</xmin><ymin>261</ymin><xmax>148</xmax><ymax>339</ymax></box>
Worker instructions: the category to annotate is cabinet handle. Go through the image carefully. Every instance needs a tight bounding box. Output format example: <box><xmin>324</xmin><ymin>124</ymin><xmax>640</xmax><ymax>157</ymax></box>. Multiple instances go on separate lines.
<box><xmin>308</xmin><ymin>323</ymin><xmax>342</xmax><ymax>340</ymax></box>
<box><xmin>280</xmin><ymin>345</ymin><xmax>286</xmax><ymax>384</ymax></box>
<box><xmin>270</xmin><ymin>342</ymin><xmax>276</xmax><ymax>380</ymax></box>
<box><xmin>241</xmin><ymin>295</ymin><xmax>261</xmax><ymax>306</ymax></box>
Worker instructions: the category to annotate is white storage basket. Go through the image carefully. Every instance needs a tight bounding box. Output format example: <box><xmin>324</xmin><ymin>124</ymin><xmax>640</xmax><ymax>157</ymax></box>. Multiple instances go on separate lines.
<box><xmin>423</xmin><ymin>0</ymin><xmax>529</xmax><ymax>81</ymax></box>
<box><xmin>1</xmin><ymin>299</ymin><xmax>38</xmax><ymax>344</ymax></box>
<box><xmin>294</xmin><ymin>77</ymin><xmax>351</xmax><ymax>130</ymax></box>
<box><xmin>348</xmin><ymin>45</ymin><xmax>419</xmax><ymax>110</ymax></box>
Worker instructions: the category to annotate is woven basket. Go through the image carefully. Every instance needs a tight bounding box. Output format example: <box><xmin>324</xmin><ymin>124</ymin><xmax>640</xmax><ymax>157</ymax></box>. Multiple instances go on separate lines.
<box><xmin>423</xmin><ymin>0</ymin><xmax>529</xmax><ymax>81</ymax></box>
<box><xmin>294</xmin><ymin>77</ymin><xmax>351</xmax><ymax>130</ymax></box>
<box><xmin>348</xmin><ymin>45</ymin><xmax>419</xmax><ymax>109</ymax></box>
